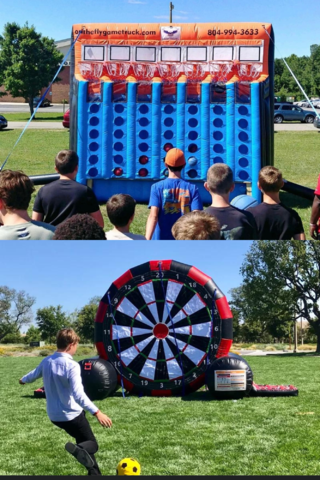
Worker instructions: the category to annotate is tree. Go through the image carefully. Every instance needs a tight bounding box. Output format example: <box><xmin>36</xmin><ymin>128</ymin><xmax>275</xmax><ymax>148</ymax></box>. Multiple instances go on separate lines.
<box><xmin>0</xmin><ymin>22</ymin><xmax>63</xmax><ymax>116</ymax></box>
<box><xmin>74</xmin><ymin>297</ymin><xmax>100</xmax><ymax>344</ymax></box>
<box><xmin>24</xmin><ymin>325</ymin><xmax>41</xmax><ymax>344</ymax></box>
<box><xmin>239</xmin><ymin>241</ymin><xmax>320</xmax><ymax>352</ymax></box>
<box><xmin>36</xmin><ymin>306</ymin><xmax>71</xmax><ymax>344</ymax></box>
<box><xmin>0</xmin><ymin>286</ymin><xmax>35</xmax><ymax>342</ymax></box>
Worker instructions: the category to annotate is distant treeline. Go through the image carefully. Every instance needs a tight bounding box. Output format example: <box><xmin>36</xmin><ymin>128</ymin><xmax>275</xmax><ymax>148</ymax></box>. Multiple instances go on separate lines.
<box><xmin>275</xmin><ymin>44</ymin><xmax>320</xmax><ymax>100</ymax></box>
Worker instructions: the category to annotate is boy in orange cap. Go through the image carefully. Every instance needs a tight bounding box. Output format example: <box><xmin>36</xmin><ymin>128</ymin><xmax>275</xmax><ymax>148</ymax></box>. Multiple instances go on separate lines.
<box><xmin>146</xmin><ymin>148</ymin><xmax>203</xmax><ymax>240</ymax></box>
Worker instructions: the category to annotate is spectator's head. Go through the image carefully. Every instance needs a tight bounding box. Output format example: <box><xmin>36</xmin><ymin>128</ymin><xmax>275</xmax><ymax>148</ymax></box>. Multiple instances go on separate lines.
<box><xmin>172</xmin><ymin>211</ymin><xmax>221</xmax><ymax>240</ymax></box>
<box><xmin>106</xmin><ymin>194</ymin><xmax>136</xmax><ymax>228</ymax></box>
<box><xmin>165</xmin><ymin>148</ymin><xmax>186</xmax><ymax>174</ymax></box>
<box><xmin>55</xmin><ymin>150</ymin><xmax>79</xmax><ymax>176</ymax></box>
<box><xmin>205</xmin><ymin>164</ymin><xmax>234</xmax><ymax>196</ymax></box>
<box><xmin>258</xmin><ymin>166</ymin><xmax>284</xmax><ymax>193</ymax></box>
<box><xmin>53</xmin><ymin>214</ymin><xmax>106</xmax><ymax>240</ymax></box>
<box><xmin>56</xmin><ymin>328</ymin><xmax>80</xmax><ymax>353</ymax></box>
<box><xmin>0</xmin><ymin>170</ymin><xmax>34</xmax><ymax>212</ymax></box>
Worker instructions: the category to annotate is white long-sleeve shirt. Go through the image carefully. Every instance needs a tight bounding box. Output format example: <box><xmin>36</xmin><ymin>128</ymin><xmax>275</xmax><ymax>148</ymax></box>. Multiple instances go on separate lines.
<box><xmin>21</xmin><ymin>352</ymin><xmax>99</xmax><ymax>422</ymax></box>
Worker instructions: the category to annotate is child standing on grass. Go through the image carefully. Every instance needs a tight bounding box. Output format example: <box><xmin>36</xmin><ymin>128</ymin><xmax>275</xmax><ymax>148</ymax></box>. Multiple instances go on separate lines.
<box><xmin>247</xmin><ymin>166</ymin><xmax>305</xmax><ymax>240</ymax></box>
<box><xmin>19</xmin><ymin>328</ymin><xmax>112</xmax><ymax>476</ymax></box>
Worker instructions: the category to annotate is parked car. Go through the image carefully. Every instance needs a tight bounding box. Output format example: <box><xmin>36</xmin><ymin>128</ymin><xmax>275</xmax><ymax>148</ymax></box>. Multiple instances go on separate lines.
<box><xmin>62</xmin><ymin>109</ymin><xmax>70</xmax><ymax>128</ymax></box>
<box><xmin>0</xmin><ymin>115</ymin><xmax>8</xmax><ymax>130</ymax></box>
<box><xmin>312</xmin><ymin>100</ymin><xmax>320</xmax><ymax>109</ymax></box>
<box><xmin>274</xmin><ymin>104</ymin><xmax>316</xmax><ymax>123</ymax></box>
<box><xmin>33</xmin><ymin>96</ymin><xmax>51</xmax><ymax>107</ymax></box>
<box><xmin>294</xmin><ymin>99</ymin><xmax>309</xmax><ymax>107</ymax></box>
<box><xmin>314</xmin><ymin>116</ymin><xmax>320</xmax><ymax>129</ymax></box>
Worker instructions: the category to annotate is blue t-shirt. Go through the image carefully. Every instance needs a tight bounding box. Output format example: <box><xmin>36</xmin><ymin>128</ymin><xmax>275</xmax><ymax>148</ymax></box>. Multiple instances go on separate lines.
<box><xmin>148</xmin><ymin>178</ymin><xmax>203</xmax><ymax>240</ymax></box>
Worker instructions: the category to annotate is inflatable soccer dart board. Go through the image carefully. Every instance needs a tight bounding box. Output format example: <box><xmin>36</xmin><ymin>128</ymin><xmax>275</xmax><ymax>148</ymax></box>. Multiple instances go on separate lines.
<box><xmin>95</xmin><ymin>260</ymin><xmax>233</xmax><ymax>396</ymax></box>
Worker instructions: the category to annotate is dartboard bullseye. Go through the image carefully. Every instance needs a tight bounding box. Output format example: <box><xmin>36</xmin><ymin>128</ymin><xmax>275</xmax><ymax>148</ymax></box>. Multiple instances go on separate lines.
<box><xmin>95</xmin><ymin>260</ymin><xmax>233</xmax><ymax>396</ymax></box>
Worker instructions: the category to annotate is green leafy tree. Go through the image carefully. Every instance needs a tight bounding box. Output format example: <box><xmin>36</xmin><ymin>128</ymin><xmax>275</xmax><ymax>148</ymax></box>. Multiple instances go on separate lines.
<box><xmin>0</xmin><ymin>22</ymin><xmax>63</xmax><ymax>115</ymax></box>
<box><xmin>24</xmin><ymin>325</ymin><xmax>41</xmax><ymax>344</ymax></box>
<box><xmin>74</xmin><ymin>297</ymin><xmax>100</xmax><ymax>344</ymax></box>
<box><xmin>310</xmin><ymin>45</ymin><xmax>320</xmax><ymax>97</ymax></box>
<box><xmin>0</xmin><ymin>286</ymin><xmax>35</xmax><ymax>342</ymax></box>
<box><xmin>239</xmin><ymin>241</ymin><xmax>320</xmax><ymax>352</ymax></box>
<box><xmin>36</xmin><ymin>306</ymin><xmax>71</xmax><ymax>344</ymax></box>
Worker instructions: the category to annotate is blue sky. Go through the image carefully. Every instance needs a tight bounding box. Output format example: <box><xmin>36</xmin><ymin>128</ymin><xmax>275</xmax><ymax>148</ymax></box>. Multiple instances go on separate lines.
<box><xmin>0</xmin><ymin>0</ymin><xmax>318</xmax><ymax>59</ymax></box>
<box><xmin>0</xmin><ymin>241</ymin><xmax>251</xmax><ymax>330</ymax></box>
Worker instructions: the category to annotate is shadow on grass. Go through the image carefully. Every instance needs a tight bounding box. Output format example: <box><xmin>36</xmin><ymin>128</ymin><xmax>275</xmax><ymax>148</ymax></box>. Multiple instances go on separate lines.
<box><xmin>181</xmin><ymin>390</ymin><xmax>216</xmax><ymax>402</ymax></box>
<box><xmin>279</xmin><ymin>191</ymin><xmax>312</xmax><ymax>210</ymax></box>
<box><xmin>21</xmin><ymin>395</ymin><xmax>42</xmax><ymax>399</ymax></box>
<box><xmin>31</xmin><ymin>117</ymin><xmax>63</xmax><ymax>121</ymax></box>
<box><xmin>1</xmin><ymin>129</ymin><xmax>14</xmax><ymax>132</ymax></box>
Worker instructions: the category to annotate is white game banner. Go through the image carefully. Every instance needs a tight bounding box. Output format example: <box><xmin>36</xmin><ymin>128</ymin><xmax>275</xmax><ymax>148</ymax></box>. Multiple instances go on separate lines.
<box><xmin>214</xmin><ymin>370</ymin><xmax>246</xmax><ymax>391</ymax></box>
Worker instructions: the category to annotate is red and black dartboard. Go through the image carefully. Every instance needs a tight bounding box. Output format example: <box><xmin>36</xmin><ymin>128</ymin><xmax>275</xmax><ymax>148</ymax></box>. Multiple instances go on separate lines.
<box><xmin>95</xmin><ymin>260</ymin><xmax>233</xmax><ymax>396</ymax></box>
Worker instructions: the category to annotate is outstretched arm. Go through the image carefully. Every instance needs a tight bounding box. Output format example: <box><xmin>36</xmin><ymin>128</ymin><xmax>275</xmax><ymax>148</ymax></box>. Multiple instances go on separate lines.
<box><xmin>19</xmin><ymin>363</ymin><xmax>43</xmax><ymax>385</ymax></box>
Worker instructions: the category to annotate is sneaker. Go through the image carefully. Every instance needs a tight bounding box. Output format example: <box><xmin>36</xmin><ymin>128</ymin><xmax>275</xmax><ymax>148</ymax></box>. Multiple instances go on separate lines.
<box><xmin>65</xmin><ymin>442</ymin><xmax>94</xmax><ymax>469</ymax></box>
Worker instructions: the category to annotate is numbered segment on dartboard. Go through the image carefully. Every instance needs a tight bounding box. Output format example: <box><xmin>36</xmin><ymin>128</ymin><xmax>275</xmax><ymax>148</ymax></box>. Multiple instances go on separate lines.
<box><xmin>95</xmin><ymin>260</ymin><xmax>233</xmax><ymax>395</ymax></box>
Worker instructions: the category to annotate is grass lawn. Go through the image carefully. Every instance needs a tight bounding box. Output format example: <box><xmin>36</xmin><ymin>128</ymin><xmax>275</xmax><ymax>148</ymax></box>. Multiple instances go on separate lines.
<box><xmin>0</xmin><ymin>129</ymin><xmax>319</xmax><ymax>237</ymax></box>
<box><xmin>4</xmin><ymin>112</ymin><xmax>64</xmax><ymax>122</ymax></box>
<box><xmin>0</xmin><ymin>355</ymin><xmax>319</xmax><ymax>476</ymax></box>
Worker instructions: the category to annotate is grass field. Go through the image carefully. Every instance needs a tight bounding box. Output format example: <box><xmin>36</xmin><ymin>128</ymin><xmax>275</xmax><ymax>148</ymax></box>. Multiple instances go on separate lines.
<box><xmin>0</xmin><ymin>129</ymin><xmax>319</xmax><ymax>237</ymax></box>
<box><xmin>0</xmin><ymin>355</ymin><xmax>320</xmax><ymax>476</ymax></box>
<box><xmin>4</xmin><ymin>113</ymin><xmax>64</xmax><ymax>122</ymax></box>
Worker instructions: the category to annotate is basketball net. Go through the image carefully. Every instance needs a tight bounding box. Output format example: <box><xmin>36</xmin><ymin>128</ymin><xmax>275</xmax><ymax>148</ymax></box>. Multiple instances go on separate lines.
<box><xmin>209</xmin><ymin>62</ymin><xmax>234</xmax><ymax>84</ymax></box>
<box><xmin>133</xmin><ymin>63</ymin><xmax>157</xmax><ymax>84</ymax></box>
<box><xmin>237</xmin><ymin>63</ymin><xmax>262</xmax><ymax>82</ymax></box>
<box><xmin>105</xmin><ymin>62</ymin><xmax>131</xmax><ymax>83</ymax></box>
<box><xmin>157</xmin><ymin>62</ymin><xmax>181</xmax><ymax>83</ymax></box>
<box><xmin>79</xmin><ymin>62</ymin><xmax>104</xmax><ymax>101</ymax></box>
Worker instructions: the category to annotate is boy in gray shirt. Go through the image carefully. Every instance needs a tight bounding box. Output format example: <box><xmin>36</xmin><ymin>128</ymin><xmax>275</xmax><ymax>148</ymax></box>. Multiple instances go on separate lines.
<box><xmin>0</xmin><ymin>170</ymin><xmax>55</xmax><ymax>240</ymax></box>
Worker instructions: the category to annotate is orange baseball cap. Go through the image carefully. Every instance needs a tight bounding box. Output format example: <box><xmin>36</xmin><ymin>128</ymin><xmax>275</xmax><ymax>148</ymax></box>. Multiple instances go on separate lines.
<box><xmin>165</xmin><ymin>148</ymin><xmax>186</xmax><ymax>168</ymax></box>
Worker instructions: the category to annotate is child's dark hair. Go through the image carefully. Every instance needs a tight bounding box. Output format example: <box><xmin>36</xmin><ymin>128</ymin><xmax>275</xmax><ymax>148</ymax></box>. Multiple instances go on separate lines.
<box><xmin>53</xmin><ymin>214</ymin><xmax>106</xmax><ymax>240</ymax></box>
<box><xmin>55</xmin><ymin>150</ymin><xmax>79</xmax><ymax>175</ymax></box>
<box><xmin>206</xmin><ymin>164</ymin><xmax>234</xmax><ymax>194</ymax></box>
<box><xmin>259</xmin><ymin>166</ymin><xmax>283</xmax><ymax>193</ymax></box>
<box><xmin>106</xmin><ymin>194</ymin><xmax>136</xmax><ymax>227</ymax></box>
<box><xmin>0</xmin><ymin>170</ymin><xmax>34</xmax><ymax>210</ymax></box>
<box><xmin>167</xmin><ymin>165</ymin><xmax>184</xmax><ymax>173</ymax></box>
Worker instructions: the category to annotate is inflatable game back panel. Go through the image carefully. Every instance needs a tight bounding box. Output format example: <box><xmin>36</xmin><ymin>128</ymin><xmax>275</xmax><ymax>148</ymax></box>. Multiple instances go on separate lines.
<box><xmin>70</xmin><ymin>23</ymin><xmax>274</xmax><ymax>202</ymax></box>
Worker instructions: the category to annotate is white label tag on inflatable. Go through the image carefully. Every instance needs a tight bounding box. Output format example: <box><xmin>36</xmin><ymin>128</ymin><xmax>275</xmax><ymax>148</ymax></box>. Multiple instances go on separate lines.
<box><xmin>214</xmin><ymin>370</ymin><xmax>246</xmax><ymax>391</ymax></box>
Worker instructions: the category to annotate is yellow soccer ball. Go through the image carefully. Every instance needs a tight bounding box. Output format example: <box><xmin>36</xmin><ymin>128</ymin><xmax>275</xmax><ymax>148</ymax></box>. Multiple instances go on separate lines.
<box><xmin>116</xmin><ymin>458</ymin><xmax>141</xmax><ymax>476</ymax></box>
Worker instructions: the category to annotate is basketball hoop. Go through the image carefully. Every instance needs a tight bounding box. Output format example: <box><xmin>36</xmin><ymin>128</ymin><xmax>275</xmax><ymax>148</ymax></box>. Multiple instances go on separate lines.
<box><xmin>157</xmin><ymin>63</ymin><xmax>181</xmax><ymax>83</ymax></box>
<box><xmin>209</xmin><ymin>62</ymin><xmax>234</xmax><ymax>83</ymax></box>
<box><xmin>250</xmin><ymin>63</ymin><xmax>263</xmax><ymax>79</ymax></box>
<box><xmin>79</xmin><ymin>62</ymin><xmax>103</xmax><ymax>81</ymax></box>
<box><xmin>237</xmin><ymin>63</ymin><xmax>262</xmax><ymax>81</ymax></box>
<box><xmin>105</xmin><ymin>62</ymin><xmax>130</xmax><ymax>82</ymax></box>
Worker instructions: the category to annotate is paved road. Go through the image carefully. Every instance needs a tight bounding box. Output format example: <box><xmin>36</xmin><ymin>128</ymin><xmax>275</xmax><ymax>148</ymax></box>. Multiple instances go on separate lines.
<box><xmin>0</xmin><ymin>102</ymin><xmax>69</xmax><ymax>114</ymax></box>
<box><xmin>275</xmin><ymin>123</ymin><xmax>318</xmax><ymax>131</ymax></box>
<box><xmin>7</xmin><ymin>122</ymin><xmax>65</xmax><ymax>130</ymax></box>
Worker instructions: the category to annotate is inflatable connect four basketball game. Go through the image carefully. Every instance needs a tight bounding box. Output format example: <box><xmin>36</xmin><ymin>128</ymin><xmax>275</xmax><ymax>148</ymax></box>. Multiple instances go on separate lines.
<box><xmin>70</xmin><ymin>23</ymin><xmax>274</xmax><ymax>203</ymax></box>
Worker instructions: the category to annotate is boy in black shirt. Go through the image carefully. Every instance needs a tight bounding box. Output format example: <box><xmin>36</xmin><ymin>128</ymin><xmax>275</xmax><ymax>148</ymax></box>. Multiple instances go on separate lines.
<box><xmin>204</xmin><ymin>164</ymin><xmax>258</xmax><ymax>240</ymax></box>
<box><xmin>32</xmin><ymin>150</ymin><xmax>104</xmax><ymax>228</ymax></box>
<box><xmin>247</xmin><ymin>166</ymin><xmax>305</xmax><ymax>240</ymax></box>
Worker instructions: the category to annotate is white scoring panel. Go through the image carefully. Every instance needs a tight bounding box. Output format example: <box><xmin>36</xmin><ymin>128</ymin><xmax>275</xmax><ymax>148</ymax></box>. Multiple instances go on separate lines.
<box><xmin>111</xmin><ymin>277</ymin><xmax>214</xmax><ymax>382</ymax></box>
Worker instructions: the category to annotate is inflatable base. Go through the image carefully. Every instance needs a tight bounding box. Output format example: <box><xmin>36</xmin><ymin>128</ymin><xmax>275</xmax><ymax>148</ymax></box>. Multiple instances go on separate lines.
<box><xmin>250</xmin><ymin>382</ymin><xmax>299</xmax><ymax>397</ymax></box>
